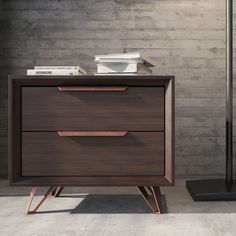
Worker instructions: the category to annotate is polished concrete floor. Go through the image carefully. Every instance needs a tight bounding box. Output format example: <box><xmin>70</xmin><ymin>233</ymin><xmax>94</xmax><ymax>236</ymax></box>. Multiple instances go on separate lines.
<box><xmin>1</xmin><ymin>179</ymin><xmax>236</xmax><ymax>236</ymax></box>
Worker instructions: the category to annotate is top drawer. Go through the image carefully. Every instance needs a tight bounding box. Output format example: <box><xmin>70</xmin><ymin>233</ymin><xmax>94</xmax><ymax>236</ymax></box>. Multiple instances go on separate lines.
<box><xmin>22</xmin><ymin>86</ymin><xmax>164</xmax><ymax>131</ymax></box>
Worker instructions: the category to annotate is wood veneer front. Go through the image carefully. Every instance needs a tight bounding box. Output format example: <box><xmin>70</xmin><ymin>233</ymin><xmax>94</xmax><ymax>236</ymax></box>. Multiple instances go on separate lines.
<box><xmin>22</xmin><ymin>132</ymin><xmax>164</xmax><ymax>176</ymax></box>
<box><xmin>22</xmin><ymin>86</ymin><xmax>164</xmax><ymax>131</ymax></box>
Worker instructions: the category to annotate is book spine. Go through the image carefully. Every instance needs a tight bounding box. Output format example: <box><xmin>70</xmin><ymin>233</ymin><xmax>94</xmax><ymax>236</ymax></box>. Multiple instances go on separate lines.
<box><xmin>27</xmin><ymin>69</ymin><xmax>81</xmax><ymax>76</ymax></box>
<box><xmin>94</xmin><ymin>73</ymin><xmax>139</xmax><ymax>76</ymax></box>
<box><xmin>94</xmin><ymin>52</ymin><xmax>140</xmax><ymax>61</ymax></box>
<box><xmin>97</xmin><ymin>63</ymin><xmax>138</xmax><ymax>73</ymax></box>
<box><xmin>95</xmin><ymin>59</ymin><xmax>142</xmax><ymax>63</ymax></box>
<box><xmin>35</xmin><ymin>66</ymin><xmax>77</xmax><ymax>69</ymax></box>
<box><xmin>34</xmin><ymin>66</ymin><xmax>87</xmax><ymax>75</ymax></box>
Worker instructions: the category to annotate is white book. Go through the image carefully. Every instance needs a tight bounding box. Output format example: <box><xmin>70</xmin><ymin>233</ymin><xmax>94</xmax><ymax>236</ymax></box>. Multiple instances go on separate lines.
<box><xmin>34</xmin><ymin>66</ymin><xmax>87</xmax><ymax>75</ymax></box>
<box><xmin>95</xmin><ymin>52</ymin><xmax>141</xmax><ymax>60</ymax></box>
<box><xmin>95</xmin><ymin>52</ymin><xmax>157</xmax><ymax>67</ymax></box>
<box><xmin>95</xmin><ymin>58</ymin><xmax>142</xmax><ymax>64</ymax></box>
<box><xmin>94</xmin><ymin>73</ymin><xmax>140</xmax><ymax>76</ymax></box>
<box><xmin>97</xmin><ymin>63</ymin><xmax>138</xmax><ymax>73</ymax></box>
<box><xmin>27</xmin><ymin>69</ymin><xmax>84</xmax><ymax>76</ymax></box>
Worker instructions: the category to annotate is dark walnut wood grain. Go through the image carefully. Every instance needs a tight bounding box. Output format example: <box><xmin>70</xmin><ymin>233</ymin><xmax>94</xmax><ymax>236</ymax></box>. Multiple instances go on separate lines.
<box><xmin>22</xmin><ymin>132</ymin><xmax>164</xmax><ymax>176</ymax></box>
<box><xmin>9</xmin><ymin>76</ymin><xmax>175</xmax><ymax>187</ymax></box>
<box><xmin>22</xmin><ymin>86</ymin><xmax>164</xmax><ymax>131</ymax></box>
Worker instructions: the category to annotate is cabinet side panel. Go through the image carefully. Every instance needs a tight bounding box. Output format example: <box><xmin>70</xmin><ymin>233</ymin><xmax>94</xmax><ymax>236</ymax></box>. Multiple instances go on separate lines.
<box><xmin>165</xmin><ymin>78</ymin><xmax>175</xmax><ymax>184</ymax></box>
<box><xmin>8</xmin><ymin>78</ymin><xmax>22</xmax><ymax>184</ymax></box>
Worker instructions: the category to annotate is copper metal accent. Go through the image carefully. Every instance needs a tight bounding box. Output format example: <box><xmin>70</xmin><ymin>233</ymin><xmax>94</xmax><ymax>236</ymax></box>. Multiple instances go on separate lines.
<box><xmin>58</xmin><ymin>131</ymin><xmax>128</xmax><ymax>137</ymax></box>
<box><xmin>137</xmin><ymin>186</ymin><xmax>163</xmax><ymax>214</ymax></box>
<box><xmin>27</xmin><ymin>186</ymin><xmax>162</xmax><ymax>214</ymax></box>
<box><xmin>26</xmin><ymin>186</ymin><xmax>57</xmax><ymax>214</ymax></box>
<box><xmin>51</xmin><ymin>186</ymin><xmax>64</xmax><ymax>197</ymax></box>
<box><xmin>51</xmin><ymin>187</ymin><xmax>60</xmax><ymax>197</ymax></box>
<box><xmin>58</xmin><ymin>86</ymin><xmax>128</xmax><ymax>92</ymax></box>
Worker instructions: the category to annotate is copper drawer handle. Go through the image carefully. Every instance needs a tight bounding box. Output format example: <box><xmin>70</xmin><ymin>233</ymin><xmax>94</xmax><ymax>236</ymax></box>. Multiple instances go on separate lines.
<box><xmin>58</xmin><ymin>86</ymin><xmax>128</xmax><ymax>92</ymax></box>
<box><xmin>58</xmin><ymin>131</ymin><xmax>128</xmax><ymax>137</ymax></box>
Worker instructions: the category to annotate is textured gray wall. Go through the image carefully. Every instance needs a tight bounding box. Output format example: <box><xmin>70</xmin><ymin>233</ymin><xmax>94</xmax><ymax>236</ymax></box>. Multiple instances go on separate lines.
<box><xmin>0</xmin><ymin>0</ymin><xmax>234</xmax><ymax>178</ymax></box>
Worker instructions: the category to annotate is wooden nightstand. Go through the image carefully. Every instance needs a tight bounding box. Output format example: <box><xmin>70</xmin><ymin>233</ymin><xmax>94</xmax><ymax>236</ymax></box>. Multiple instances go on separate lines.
<box><xmin>8</xmin><ymin>75</ymin><xmax>175</xmax><ymax>214</ymax></box>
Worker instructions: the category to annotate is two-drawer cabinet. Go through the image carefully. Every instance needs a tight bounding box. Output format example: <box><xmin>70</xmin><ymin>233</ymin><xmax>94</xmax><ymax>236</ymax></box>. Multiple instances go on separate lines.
<box><xmin>9</xmin><ymin>76</ymin><xmax>175</xmax><ymax>214</ymax></box>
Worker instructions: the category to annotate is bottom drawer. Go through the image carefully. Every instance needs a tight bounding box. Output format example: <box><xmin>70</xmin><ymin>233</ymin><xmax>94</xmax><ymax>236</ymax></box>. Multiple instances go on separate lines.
<box><xmin>22</xmin><ymin>132</ymin><xmax>164</xmax><ymax>176</ymax></box>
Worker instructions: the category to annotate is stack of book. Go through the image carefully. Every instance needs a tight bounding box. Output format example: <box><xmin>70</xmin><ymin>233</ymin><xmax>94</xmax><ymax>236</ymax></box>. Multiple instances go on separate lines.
<box><xmin>94</xmin><ymin>52</ymin><xmax>156</xmax><ymax>75</ymax></box>
<box><xmin>27</xmin><ymin>66</ymin><xmax>87</xmax><ymax>76</ymax></box>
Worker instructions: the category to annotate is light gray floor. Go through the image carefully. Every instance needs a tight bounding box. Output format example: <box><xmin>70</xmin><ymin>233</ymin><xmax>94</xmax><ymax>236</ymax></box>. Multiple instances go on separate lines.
<box><xmin>1</xmin><ymin>179</ymin><xmax>236</xmax><ymax>236</ymax></box>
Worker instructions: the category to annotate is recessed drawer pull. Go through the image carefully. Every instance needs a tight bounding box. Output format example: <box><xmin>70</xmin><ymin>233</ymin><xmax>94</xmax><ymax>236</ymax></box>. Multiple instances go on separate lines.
<box><xmin>58</xmin><ymin>131</ymin><xmax>128</xmax><ymax>137</ymax></box>
<box><xmin>58</xmin><ymin>86</ymin><xmax>128</xmax><ymax>92</ymax></box>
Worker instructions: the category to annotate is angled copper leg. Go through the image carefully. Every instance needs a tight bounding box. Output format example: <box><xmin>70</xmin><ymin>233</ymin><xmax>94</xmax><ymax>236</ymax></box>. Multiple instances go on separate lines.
<box><xmin>137</xmin><ymin>186</ymin><xmax>163</xmax><ymax>214</ymax></box>
<box><xmin>51</xmin><ymin>187</ymin><xmax>61</xmax><ymax>197</ymax></box>
<box><xmin>51</xmin><ymin>186</ymin><xmax>64</xmax><ymax>197</ymax></box>
<box><xmin>26</xmin><ymin>186</ymin><xmax>57</xmax><ymax>214</ymax></box>
<box><xmin>26</xmin><ymin>187</ymin><xmax>37</xmax><ymax>214</ymax></box>
<box><xmin>54</xmin><ymin>186</ymin><xmax>64</xmax><ymax>197</ymax></box>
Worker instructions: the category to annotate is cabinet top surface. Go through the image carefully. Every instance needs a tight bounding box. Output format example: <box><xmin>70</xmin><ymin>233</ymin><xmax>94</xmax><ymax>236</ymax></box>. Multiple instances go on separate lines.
<box><xmin>9</xmin><ymin>75</ymin><xmax>174</xmax><ymax>85</ymax></box>
<box><xmin>9</xmin><ymin>75</ymin><xmax>174</xmax><ymax>79</ymax></box>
